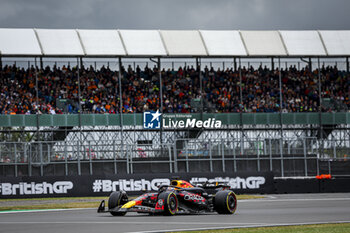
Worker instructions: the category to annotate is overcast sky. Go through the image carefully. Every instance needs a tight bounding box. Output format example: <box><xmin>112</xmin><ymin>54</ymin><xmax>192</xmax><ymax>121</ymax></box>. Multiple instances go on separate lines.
<box><xmin>0</xmin><ymin>0</ymin><xmax>349</xmax><ymax>30</ymax></box>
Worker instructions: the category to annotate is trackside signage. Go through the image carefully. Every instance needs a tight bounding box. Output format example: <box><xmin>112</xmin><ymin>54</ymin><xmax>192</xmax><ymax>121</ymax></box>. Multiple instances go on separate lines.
<box><xmin>143</xmin><ymin>110</ymin><xmax>222</xmax><ymax>129</ymax></box>
<box><xmin>0</xmin><ymin>181</ymin><xmax>73</xmax><ymax>195</ymax></box>
<box><xmin>0</xmin><ymin>172</ymin><xmax>273</xmax><ymax>198</ymax></box>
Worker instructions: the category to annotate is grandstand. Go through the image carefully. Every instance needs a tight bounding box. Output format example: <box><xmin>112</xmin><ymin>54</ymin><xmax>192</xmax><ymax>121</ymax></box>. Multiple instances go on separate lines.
<box><xmin>0</xmin><ymin>28</ymin><xmax>350</xmax><ymax>178</ymax></box>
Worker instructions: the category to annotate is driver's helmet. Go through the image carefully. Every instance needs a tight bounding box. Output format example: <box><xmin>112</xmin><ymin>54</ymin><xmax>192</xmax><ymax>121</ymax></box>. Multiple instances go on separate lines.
<box><xmin>171</xmin><ymin>180</ymin><xmax>193</xmax><ymax>188</ymax></box>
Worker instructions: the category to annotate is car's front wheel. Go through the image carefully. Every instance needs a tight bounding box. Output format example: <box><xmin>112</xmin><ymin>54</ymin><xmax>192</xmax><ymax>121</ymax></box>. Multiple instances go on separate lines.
<box><xmin>157</xmin><ymin>191</ymin><xmax>178</xmax><ymax>216</ymax></box>
<box><xmin>108</xmin><ymin>191</ymin><xmax>128</xmax><ymax>216</ymax></box>
<box><xmin>214</xmin><ymin>190</ymin><xmax>237</xmax><ymax>214</ymax></box>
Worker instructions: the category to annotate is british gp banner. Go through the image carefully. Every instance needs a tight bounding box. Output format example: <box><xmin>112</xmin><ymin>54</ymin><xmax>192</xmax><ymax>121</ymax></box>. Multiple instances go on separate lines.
<box><xmin>0</xmin><ymin>172</ymin><xmax>274</xmax><ymax>198</ymax></box>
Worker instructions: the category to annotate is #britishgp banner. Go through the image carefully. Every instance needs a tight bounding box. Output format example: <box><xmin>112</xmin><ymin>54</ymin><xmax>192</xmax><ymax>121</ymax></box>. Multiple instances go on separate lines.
<box><xmin>0</xmin><ymin>172</ymin><xmax>274</xmax><ymax>198</ymax></box>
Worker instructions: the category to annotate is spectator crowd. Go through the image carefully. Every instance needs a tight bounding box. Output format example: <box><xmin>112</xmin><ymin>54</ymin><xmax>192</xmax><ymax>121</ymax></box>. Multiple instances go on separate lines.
<box><xmin>0</xmin><ymin>64</ymin><xmax>349</xmax><ymax>115</ymax></box>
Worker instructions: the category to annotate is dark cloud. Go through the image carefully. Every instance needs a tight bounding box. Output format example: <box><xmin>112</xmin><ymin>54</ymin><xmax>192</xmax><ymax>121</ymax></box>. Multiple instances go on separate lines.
<box><xmin>0</xmin><ymin>0</ymin><xmax>349</xmax><ymax>29</ymax></box>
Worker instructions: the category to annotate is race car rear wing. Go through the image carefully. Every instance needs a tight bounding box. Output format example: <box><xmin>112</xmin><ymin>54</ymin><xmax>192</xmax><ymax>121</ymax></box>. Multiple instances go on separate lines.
<box><xmin>192</xmin><ymin>181</ymin><xmax>231</xmax><ymax>189</ymax></box>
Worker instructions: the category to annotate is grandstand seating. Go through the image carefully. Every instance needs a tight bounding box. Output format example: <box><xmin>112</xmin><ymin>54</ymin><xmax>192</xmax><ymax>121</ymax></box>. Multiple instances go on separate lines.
<box><xmin>0</xmin><ymin>64</ymin><xmax>349</xmax><ymax>115</ymax></box>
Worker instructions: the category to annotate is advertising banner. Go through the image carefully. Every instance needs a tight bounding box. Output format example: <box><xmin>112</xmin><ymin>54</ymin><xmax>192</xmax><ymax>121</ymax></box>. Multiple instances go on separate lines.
<box><xmin>0</xmin><ymin>172</ymin><xmax>274</xmax><ymax>198</ymax></box>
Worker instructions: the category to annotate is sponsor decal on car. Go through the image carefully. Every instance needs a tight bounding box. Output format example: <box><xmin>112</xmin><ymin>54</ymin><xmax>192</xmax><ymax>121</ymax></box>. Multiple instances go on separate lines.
<box><xmin>184</xmin><ymin>194</ymin><xmax>205</xmax><ymax>201</ymax></box>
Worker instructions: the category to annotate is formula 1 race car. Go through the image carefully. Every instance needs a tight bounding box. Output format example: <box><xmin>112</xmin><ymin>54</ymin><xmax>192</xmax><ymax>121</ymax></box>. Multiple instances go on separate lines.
<box><xmin>97</xmin><ymin>179</ymin><xmax>237</xmax><ymax>216</ymax></box>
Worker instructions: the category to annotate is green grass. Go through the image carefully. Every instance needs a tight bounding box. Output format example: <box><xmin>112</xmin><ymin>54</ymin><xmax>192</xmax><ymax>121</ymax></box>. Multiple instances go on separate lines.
<box><xmin>0</xmin><ymin>194</ymin><xmax>262</xmax><ymax>211</ymax></box>
<box><xmin>172</xmin><ymin>223</ymin><xmax>350</xmax><ymax>233</ymax></box>
<box><xmin>0</xmin><ymin>202</ymin><xmax>102</xmax><ymax>211</ymax></box>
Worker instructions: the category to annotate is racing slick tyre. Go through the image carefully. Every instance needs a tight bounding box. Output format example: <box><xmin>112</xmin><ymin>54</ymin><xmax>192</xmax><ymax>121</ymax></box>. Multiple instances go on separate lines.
<box><xmin>214</xmin><ymin>190</ymin><xmax>237</xmax><ymax>214</ymax></box>
<box><xmin>157</xmin><ymin>191</ymin><xmax>178</xmax><ymax>216</ymax></box>
<box><xmin>108</xmin><ymin>191</ymin><xmax>128</xmax><ymax>216</ymax></box>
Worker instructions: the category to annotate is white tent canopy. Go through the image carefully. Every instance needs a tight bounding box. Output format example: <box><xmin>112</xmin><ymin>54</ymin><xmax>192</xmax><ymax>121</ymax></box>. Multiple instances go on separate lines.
<box><xmin>0</xmin><ymin>28</ymin><xmax>41</xmax><ymax>56</ymax></box>
<box><xmin>0</xmin><ymin>28</ymin><xmax>350</xmax><ymax>57</ymax></box>
<box><xmin>319</xmin><ymin>31</ymin><xmax>350</xmax><ymax>56</ymax></box>
<box><xmin>119</xmin><ymin>30</ymin><xmax>166</xmax><ymax>56</ymax></box>
<box><xmin>160</xmin><ymin>30</ymin><xmax>207</xmax><ymax>56</ymax></box>
<box><xmin>240</xmin><ymin>31</ymin><xmax>287</xmax><ymax>56</ymax></box>
<box><xmin>280</xmin><ymin>31</ymin><xmax>326</xmax><ymax>56</ymax></box>
<box><xmin>200</xmin><ymin>30</ymin><xmax>247</xmax><ymax>56</ymax></box>
<box><xmin>36</xmin><ymin>29</ymin><xmax>84</xmax><ymax>56</ymax></box>
<box><xmin>77</xmin><ymin>30</ymin><xmax>125</xmax><ymax>56</ymax></box>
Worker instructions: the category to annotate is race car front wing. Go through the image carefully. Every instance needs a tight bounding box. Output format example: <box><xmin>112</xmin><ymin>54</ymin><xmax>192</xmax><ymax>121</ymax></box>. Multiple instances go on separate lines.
<box><xmin>97</xmin><ymin>200</ymin><xmax>163</xmax><ymax>214</ymax></box>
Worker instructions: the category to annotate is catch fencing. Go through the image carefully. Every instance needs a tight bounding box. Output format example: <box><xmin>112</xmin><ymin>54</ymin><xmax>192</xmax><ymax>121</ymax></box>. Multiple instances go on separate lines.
<box><xmin>1</xmin><ymin>137</ymin><xmax>349</xmax><ymax>178</ymax></box>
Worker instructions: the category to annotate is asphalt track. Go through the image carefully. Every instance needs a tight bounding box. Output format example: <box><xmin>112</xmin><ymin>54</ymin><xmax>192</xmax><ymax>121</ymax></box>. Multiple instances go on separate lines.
<box><xmin>0</xmin><ymin>193</ymin><xmax>350</xmax><ymax>233</ymax></box>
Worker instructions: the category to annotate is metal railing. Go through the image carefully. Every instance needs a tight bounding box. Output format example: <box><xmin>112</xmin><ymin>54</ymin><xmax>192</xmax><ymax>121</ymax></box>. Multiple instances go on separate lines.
<box><xmin>1</xmin><ymin>137</ymin><xmax>349</xmax><ymax>178</ymax></box>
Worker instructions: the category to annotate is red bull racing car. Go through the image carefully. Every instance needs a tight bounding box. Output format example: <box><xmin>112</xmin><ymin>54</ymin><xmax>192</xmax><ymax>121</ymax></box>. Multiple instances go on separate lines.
<box><xmin>97</xmin><ymin>179</ymin><xmax>237</xmax><ymax>216</ymax></box>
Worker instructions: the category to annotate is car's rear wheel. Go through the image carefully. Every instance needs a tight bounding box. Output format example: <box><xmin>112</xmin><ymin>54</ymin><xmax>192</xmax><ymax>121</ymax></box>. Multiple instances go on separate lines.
<box><xmin>157</xmin><ymin>191</ymin><xmax>178</xmax><ymax>216</ymax></box>
<box><xmin>214</xmin><ymin>190</ymin><xmax>237</xmax><ymax>214</ymax></box>
<box><xmin>108</xmin><ymin>191</ymin><xmax>128</xmax><ymax>216</ymax></box>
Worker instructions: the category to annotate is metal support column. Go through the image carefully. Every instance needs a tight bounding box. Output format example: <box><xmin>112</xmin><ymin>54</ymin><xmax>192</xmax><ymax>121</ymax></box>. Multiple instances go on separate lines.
<box><xmin>158</xmin><ymin>58</ymin><xmax>164</xmax><ymax>151</ymax></box>
<box><xmin>14</xmin><ymin>144</ymin><xmax>18</xmax><ymax>177</ymax></box>
<box><xmin>29</xmin><ymin>144</ymin><xmax>32</xmax><ymax>176</ymax></box>
<box><xmin>318</xmin><ymin>57</ymin><xmax>322</xmax><ymax>111</ymax></box>
<box><xmin>239</xmin><ymin>58</ymin><xmax>244</xmax><ymax>156</ymax></box>
<box><xmin>89</xmin><ymin>141</ymin><xmax>92</xmax><ymax>175</ymax></box>
<box><xmin>199</xmin><ymin>58</ymin><xmax>204</xmax><ymax>118</ymax></box>
<box><xmin>308</xmin><ymin>57</ymin><xmax>312</xmax><ymax>71</ymax></box>
<box><xmin>40</xmin><ymin>56</ymin><xmax>43</xmax><ymax>70</ymax></box>
<box><xmin>23</xmin><ymin>143</ymin><xmax>27</xmax><ymax>175</ymax></box>
<box><xmin>234</xmin><ymin>57</ymin><xmax>237</xmax><ymax>71</ymax></box>
<box><xmin>271</xmin><ymin>57</ymin><xmax>274</xmax><ymax>70</ymax></box>
<box><xmin>113</xmin><ymin>140</ymin><xmax>117</xmax><ymax>174</ymax></box>
<box><xmin>317</xmin><ymin>57</ymin><xmax>322</xmax><ymax>176</ymax></box>
<box><xmin>118</xmin><ymin>57</ymin><xmax>125</xmax><ymax>171</ymax></box>
<box><xmin>77</xmin><ymin>57</ymin><xmax>82</xmax><ymax>176</ymax></box>
<box><xmin>35</xmin><ymin>57</ymin><xmax>40</xmax><ymax>141</ymax></box>
<box><xmin>173</xmin><ymin>143</ymin><xmax>178</xmax><ymax>173</ymax></box>
<box><xmin>222</xmin><ymin>143</ymin><xmax>225</xmax><ymax>172</ymax></box>
<box><xmin>303</xmin><ymin>138</ymin><xmax>308</xmax><ymax>176</ymax></box>
<box><xmin>278</xmin><ymin>58</ymin><xmax>284</xmax><ymax>177</ymax></box>
<box><xmin>65</xmin><ymin>141</ymin><xmax>68</xmax><ymax>176</ymax></box>
<box><xmin>209</xmin><ymin>141</ymin><xmax>213</xmax><ymax>172</ymax></box>
<box><xmin>347</xmin><ymin>57</ymin><xmax>349</xmax><ymax>73</ymax></box>
<box><xmin>269</xmin><ymin>139</ymin><xmax>273</xmax><ymax>171</ymax></box>
<box><xmin>40</xmin><ymin>143</ymin><xmax>43</xmax><ymax>176</ymax></box>
<box><xmin>233</xmin><ymin>142</ymin><xmax>237</xmax><ymax>172</ymax></box>
<box><xmin>168</xmin><ymin>145</ymin><xmax>173</xmax><ymax>173</ymax></box>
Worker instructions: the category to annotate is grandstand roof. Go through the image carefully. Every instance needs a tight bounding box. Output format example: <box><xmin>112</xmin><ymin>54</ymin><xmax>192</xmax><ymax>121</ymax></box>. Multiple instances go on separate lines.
<box><xmin>279</xmin><ymin>31</ymin><xmax>326</xmax><ymax>56</ymax></box>
<box><xmin>0</xmin><ymin>28</ymin><xmax>349</xmax><ymax>57</ymax></box>
<box><xmin>240</xmin><ymin>31</ymin><xmax>287</xmax><ymax>56</ymax></box>
<box><xmin>36</xmin><ymin>29</ymin><xmax>85</xmax><ymax>56</ymax></box>
<box><xmin>200</xmin><ymin>30</ymin><xmax>247</xmax><ymax>56</ymax></box>
<box><xmin>77</xmin><ymin>29</ymin><xmax>125</xmax><ymax>56</ymax></box>
<box><xmin>119</xmin><ymin>30</ymin><xmax>166</xmax><ymax>56</ymax></box>
<box><xmin>0</xmin><ymin>28</ymin><xmax>41</xmax><ymax>55</ymax></box>
<box><xmin>319</xmin><ymin>31</ymin><xmax>350</xmax><ymax>56</ymax></box>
